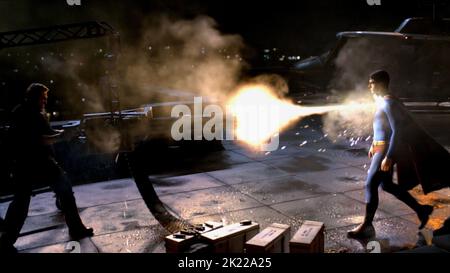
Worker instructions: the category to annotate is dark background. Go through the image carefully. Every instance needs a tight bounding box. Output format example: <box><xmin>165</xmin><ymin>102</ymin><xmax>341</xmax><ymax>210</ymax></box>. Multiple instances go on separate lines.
<box><xmin>0</xmin><ymin>0</ymin><xmax>449</xmax><ymax>114</ymax></box>
<box><xmin>0</xmin><ymin>0</ymin><xmax>449</xmax><ymax>56</ymax></box>
<box><xmin>1</xmin><ymin>0</ymin><xmax>450</xmax><ymax>192</ymax></box>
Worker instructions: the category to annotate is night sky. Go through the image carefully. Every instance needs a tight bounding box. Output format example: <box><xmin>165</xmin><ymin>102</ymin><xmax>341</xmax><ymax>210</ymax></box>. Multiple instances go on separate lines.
<box><xmin>1</xmin><ymin>0</ymin><xmax>448</xmax><ymax>55</ymax></box>
<box><xmin>1</xmin><ymin>0</ymin><xmax>449</xmax><ymax>115</ymax></box>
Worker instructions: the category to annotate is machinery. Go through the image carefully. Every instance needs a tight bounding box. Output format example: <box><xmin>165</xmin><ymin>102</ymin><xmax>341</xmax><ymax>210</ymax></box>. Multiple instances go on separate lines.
<box><xmin>0</xmin><ymin>21</ymin><xmax>205</xmax><ymax>233</ymax></box>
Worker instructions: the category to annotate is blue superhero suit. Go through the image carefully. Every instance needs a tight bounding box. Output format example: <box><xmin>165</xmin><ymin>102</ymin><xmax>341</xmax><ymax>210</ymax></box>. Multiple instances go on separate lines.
<box><xmin>364</xmin><ymin>96</ymin><xmax>450</xmax><ymax>226</ymax></box>
<box><xmin>365</xmin><ymin>97</ymin><xmax>424</xmax><ymax>214</ymax></box>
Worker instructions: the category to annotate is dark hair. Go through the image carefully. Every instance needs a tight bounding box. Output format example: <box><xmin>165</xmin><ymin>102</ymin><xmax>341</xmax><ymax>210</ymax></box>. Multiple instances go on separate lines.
<box><xmin>25</xmin><ymin>83</ymin><xmax>49</xmax><ymax>103</ymax></box>
<box><xmin>370</xmin><ymin>70</ymin><xmax>390</xmax><ymax>88</ymax></box>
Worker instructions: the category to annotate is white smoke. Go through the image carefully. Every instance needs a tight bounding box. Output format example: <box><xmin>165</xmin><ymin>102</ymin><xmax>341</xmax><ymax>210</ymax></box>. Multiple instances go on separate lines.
<box><xmin>121</xmin><ymin>15</ymin><xmax>246</xmax><ymax>106</ymax></box>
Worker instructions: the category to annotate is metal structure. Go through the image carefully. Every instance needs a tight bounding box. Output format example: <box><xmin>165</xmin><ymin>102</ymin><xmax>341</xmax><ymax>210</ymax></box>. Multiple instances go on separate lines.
<box><xmin>0</xmin><ymin>21</ymin><xmax>122</xmax><ymax>121</ymax></box>
<box><xmin>0</xmin><ymin>22</ymin><xmax>190</xmax><ymax>234</ymax></box>
<box><xmin>0</xmin><ymin>21</ymin><xmax>115</xmax><ymax>48</ymax></box>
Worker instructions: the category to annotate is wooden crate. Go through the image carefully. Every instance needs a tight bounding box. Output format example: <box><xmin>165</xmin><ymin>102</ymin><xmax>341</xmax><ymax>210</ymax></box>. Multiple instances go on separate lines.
<box><xmin>200</xmin><ymin>221</ymin><xmax>260</xmax><ymax>253</ymax></box>
<box><xmin>165</xmin><ymin>221</ymin><xmax>223</xmax><ymax>253</ymax></box>
<box><xmin>289</xmin><ymin>221</ymin><xmax>324</xmax><ymax>253</ymax></box>
<box><xmin>245</xmin><ymin>223</ymin><xmax>290</xmax><ymax>253</ymax></box>
<box><xmin>165</xmin><ymin>233</ymin><xmax>196</xmax><ymax>253</ymax></box>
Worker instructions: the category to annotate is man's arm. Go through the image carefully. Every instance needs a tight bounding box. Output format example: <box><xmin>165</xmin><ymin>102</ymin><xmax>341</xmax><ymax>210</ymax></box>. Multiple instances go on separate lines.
<box><xmin>38</xmin><ymin>112</ymin><xmax>63</xmax><ymax>144</ymax></box>
<box><xmin>382</xmin><ymin>98</ymin><xmax>400</xmax><ymax>171</ymax></box>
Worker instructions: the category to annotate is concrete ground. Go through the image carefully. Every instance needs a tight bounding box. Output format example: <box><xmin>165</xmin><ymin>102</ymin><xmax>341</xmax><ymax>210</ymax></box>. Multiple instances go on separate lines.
<box><xmin>1</xmin><ymin>110</ymin><xmax>450</xmax><ymax>253</ymax></box>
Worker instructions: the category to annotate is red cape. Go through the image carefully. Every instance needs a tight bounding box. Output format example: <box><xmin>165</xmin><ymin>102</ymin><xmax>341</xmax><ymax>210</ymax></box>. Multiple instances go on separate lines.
<box><xmin>390</xmin><ymin>99</ymin><xmax>450</xmax><ymax>194</ymax></box>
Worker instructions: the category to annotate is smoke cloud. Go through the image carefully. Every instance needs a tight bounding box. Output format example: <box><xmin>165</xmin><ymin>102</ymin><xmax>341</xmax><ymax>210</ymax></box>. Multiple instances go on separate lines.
<box><xmin>121</xmin><ymin>15</ymin><xmax>246</xmax><ymax>106</ymax></box>
<box><xmin>321</xmin><ymin>37</ymin><xmax>381</xmax><ymax>143</ymax></box>
<box><xmin>241</xmin><ymin>74</ymin><xmax>289</xmax><ymax>98</ymax></box>
<box><xmin>322</xmin><ymin>91</ymin><xmax>375</xmax><ymax>143</ymax></box>
<box><xmin>34</xmin><ymin>15</ymin><xmax>247</xmax><ymax>153</ymax></box>
<box><xmin>44</xmin><ymin>52</ymin><xmax>107</xmax><ymax>113</ymax></box>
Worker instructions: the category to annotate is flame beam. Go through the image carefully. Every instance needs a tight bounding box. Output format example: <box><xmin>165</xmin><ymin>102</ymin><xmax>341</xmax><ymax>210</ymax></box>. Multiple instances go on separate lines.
<box><xmin>227</xmin><ymin>84</ymin><xmax>374</xmax><ymax>149</ymax></box>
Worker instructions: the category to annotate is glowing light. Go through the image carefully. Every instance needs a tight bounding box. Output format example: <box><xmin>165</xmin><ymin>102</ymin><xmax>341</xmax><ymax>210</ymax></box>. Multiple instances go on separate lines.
<box><xmin>227</xmin><ymin>84</ymin><xmax>374</xmax><ymax>149</ymax></box>
<box><xmin>373</xmin><ymin>94</ymin><xmax>386</xmax><ymax>108</ymax></box>
<box><xmin>227</xmin><ymin>84</ymin><xmax>299</xmax><ymax>149</ymax></box>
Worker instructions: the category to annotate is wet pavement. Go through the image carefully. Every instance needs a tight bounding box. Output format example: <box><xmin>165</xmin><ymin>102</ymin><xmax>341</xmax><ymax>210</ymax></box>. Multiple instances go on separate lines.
<box><xmin>1</xmin><ymin>111</ymin><xmax>450</xmax><ymax>253</ymax></box>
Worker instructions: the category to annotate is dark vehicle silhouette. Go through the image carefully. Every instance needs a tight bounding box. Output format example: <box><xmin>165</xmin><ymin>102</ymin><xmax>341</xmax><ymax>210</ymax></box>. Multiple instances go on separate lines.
<box><xmin>288</xmin><ymin>17</ymin><xmax>450</xmax><ymax>107</ymax></box>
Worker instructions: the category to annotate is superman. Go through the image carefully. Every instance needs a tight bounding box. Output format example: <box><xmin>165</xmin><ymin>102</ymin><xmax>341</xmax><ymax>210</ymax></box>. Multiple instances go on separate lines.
<box><xmin>347</xmin><ymin>70</ymin><xmax>450</xmax><ymax>239</ymax></box>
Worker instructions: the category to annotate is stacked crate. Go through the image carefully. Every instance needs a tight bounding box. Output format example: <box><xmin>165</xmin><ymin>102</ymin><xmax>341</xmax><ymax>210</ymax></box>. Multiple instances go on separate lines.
<box><xmin>166</xmin><ymin>219</ymin><xmax>325</xmax><ymax>253</ymax></box>
<box><xmin>200</xmin><ymin>220</ymin><xmax>260</xmax><ymax>253</ymax></box>
<box><xmin>289</xmin><ymin>221</ymin><xmax>325</xmax><ymax>253</ymax></box>
<box><xmin>165</xmin><ymin>221</ymin><xmax>223</xmax><ymax>253</ymax></box>
<box><xmin>245</xmin><ymin>223</ymin><xmax>291</xmax><ymax>253</ymax></box>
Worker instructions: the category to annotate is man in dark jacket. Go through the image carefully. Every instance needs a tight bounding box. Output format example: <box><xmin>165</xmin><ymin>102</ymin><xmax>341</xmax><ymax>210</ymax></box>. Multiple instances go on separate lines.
<box><xmin>347</xmin><ymin>70</ymin><xmax>450</xmax><ymax>239</ymax></box>
<box><xmin>0</xmin><ymin>83</ymin><xmax>93</xmax><ymax>253</ymax></box>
